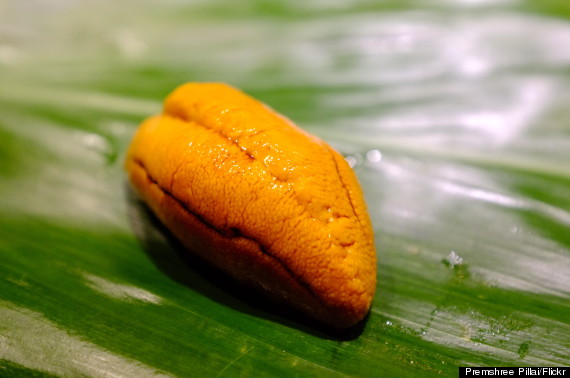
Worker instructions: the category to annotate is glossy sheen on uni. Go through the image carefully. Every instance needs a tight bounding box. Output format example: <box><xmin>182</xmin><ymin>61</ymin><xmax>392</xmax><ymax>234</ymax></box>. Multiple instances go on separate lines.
<box><xmin>125</xmin><ymin>83</ymin><xmax>377</xmax><ymax>328</ymax></box>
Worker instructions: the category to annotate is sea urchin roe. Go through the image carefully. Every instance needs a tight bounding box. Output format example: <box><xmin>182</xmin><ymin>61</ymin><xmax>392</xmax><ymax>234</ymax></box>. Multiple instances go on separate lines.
<box><xmin>125</xmin><ymin>82</ymin><xmax>377</xmax><ymax>329</ymax></box>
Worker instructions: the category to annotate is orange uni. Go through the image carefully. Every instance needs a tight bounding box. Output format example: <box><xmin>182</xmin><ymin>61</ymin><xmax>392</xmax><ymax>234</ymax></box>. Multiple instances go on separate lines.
<box><xmin>125</xmin><ymin>83</ymin><xmax>377</xmax><ymax>329</ymax></box>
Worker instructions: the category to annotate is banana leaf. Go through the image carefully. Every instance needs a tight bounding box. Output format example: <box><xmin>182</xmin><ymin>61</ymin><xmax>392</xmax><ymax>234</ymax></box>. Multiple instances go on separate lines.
<box><xmin>1</xmin><ymin>0</ymin><xmax>569</xmax><ymax>376</ymax></box>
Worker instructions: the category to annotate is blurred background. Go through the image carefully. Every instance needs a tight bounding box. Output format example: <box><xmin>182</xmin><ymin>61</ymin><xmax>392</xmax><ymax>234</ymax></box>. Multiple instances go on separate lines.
<box><xmin>1</xmin><ymin>0</ymin><xmax>569</xmax><ymax>376</ymax></box>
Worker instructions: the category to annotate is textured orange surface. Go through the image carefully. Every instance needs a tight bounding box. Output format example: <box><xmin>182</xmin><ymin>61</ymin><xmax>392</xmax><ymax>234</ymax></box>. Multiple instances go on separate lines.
<box><xmin>125</xmin><ymin>83</ymin><xmax>377</xmax><ymax>328</ymax></box>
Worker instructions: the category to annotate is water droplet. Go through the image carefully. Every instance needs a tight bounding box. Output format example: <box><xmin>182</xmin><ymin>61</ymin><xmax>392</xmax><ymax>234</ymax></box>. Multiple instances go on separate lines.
<box><xmin>345</xmin><ymin>156</ymin><xmax>357</xmax><ymax>168</ymax></box>
<box><xmin>344</xmin><ymin>153</ymin><xmax>363</xmax><ymax>168</ymax></box>
<box><xmin>445</xmin><ymin>250</ymin><xmax>463</xmax><ymax>267</ymax></box>
<box><xmin>366</xmin><ymin>149</ymin><xmax>383</xmax><ymax>163</ymax></box>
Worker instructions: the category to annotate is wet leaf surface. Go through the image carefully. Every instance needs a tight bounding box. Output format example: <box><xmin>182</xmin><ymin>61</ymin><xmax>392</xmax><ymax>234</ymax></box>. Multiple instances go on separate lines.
<box><xmin>1</xmin><ymin>0</ymin><xmax>569</xmax><ymax>376</ymax></box>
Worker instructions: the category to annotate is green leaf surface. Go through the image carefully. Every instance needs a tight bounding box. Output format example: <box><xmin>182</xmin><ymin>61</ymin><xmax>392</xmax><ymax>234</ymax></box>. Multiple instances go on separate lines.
<box><xmin>1</xmin><ymin>0</ymin><xmax>569</xmax><ymax>376</ymax></box>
